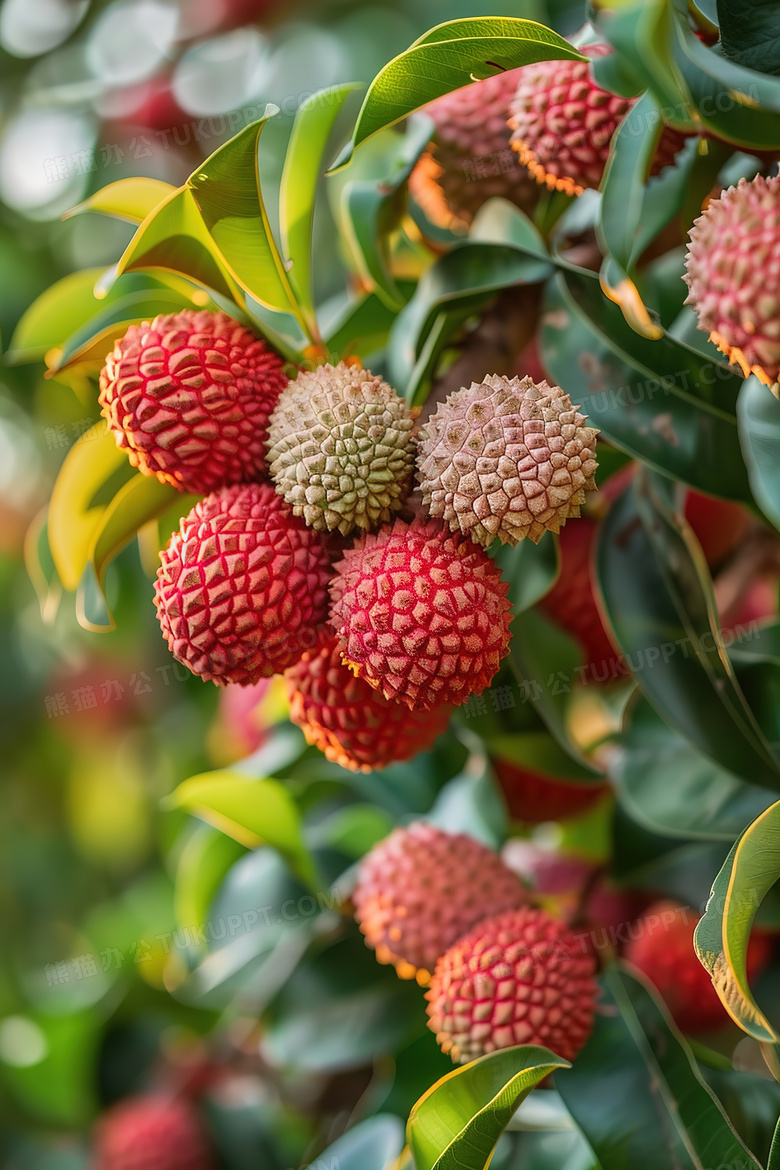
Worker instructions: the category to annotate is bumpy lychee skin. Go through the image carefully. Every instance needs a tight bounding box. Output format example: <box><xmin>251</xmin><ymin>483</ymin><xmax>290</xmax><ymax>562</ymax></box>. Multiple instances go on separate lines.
<box><xmin>408</xmin><ymin>68</ymin><xmax>540</xmax><ymax>233</ymax></box>
<box><xmin>155</xmin><ymin>482</ymin><xmax>330</xmax><ymax>685</ymax></box>
<box><xmin>286</xmin><ymin>635</ymin><xmax>451</xmax><ymax>772</ymax></box>
<box><xmin>417</xmin><ymin>375</ymin><xmax>599</xmax><ymax>547</ymax></box>
<box><xmin>93</xmin><ymin>1095</ymin><xmax>212</xmax><ymax>1170</ymax></box>
<box><xmin>99</xmin><ymin>310</ymin><xmax>288</xmax><ymax>493</ymax></box>
<box><xmin>426</xmin><ymin>905</ymin><xmax>598</xmax><ymax>1064</ymax></box>
<box><xmin>329</xmin><ymin>516</ymin><xmax>512</xmax><ymax>710</ymax></box>
<box><xmin>494</xmin><ymin>757</ymin><xmax>609</xmax><ymax>824</ymax></box>
<box><xmin>509</xmin><ymin>45</ymin><xmax>687</xmax><ymax>196</ymax></box>
<box><xmin>684</xmin><ymin>175</ymin><xmax>780</xmax><ymax>386</ymax></box>
<box><xmin>354</xmin><ymin>821</ymin><xmax>526</xmax><ymax>982</ymax></box>
<box><xmin>539</xmin><ymin>516</ymin><xmax>623</xmax><ymax>679</ymax></box>
<box><xmin>266</xmin><ymin>362</ymin><xmax>416</xmax><ymax>536</ymax></box>
<box><xmin>625</xmin><ymin>900</ymin><xmax>772</xmax><ymax>1033</ymax></box>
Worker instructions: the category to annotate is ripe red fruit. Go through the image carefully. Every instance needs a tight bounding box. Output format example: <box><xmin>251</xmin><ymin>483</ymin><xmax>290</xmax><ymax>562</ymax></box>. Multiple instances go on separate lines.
<box><xmin>408</xmin><ymin>68</ymin><xmax>540</xmax><ymax>232</ymax></box>
<box><xmin>624</xmin><ymin>899</ymin><xmax>772</xmax><ymax>1032</ymax></box>
<box><xmin>493</xmin><ymin>757</ymin><xmax>609</xmax><ymax>824</ymax></box>
<box><xmin>353</xmin><ymin>821</ymin><xmax>525</xmax><ymax>982</ymax></box>
<box><xmin>93</xmin><ymin>1095</ymin><xmax>212</xmax><ymax>1170</ymax></box>
<box><xmin>426</xmin><ymin>905</ymin><xmax>598</xmax><ymax>1064</ymax></box>
<box><xmin>286</xmin><ymin>635</ymin><xmax>451</xmax><ymax>772</ymax></box>
<box><xmin>684</xmin><ymin>175</ymin><xmax>780</xmax><ymax>386</ymax></box>
<box><xmin>539</xmin><ymin>515</ymin><xmax>623</xmax><ymax>682</ymax></box>
<box><xmin>100</xmin><ymin>310</ymin><xmax>288</xmax><ymax>493</ymax></box>
<box><xmin>509</xmin><ymin>44</ymin><xmax>687</xmax><ymax>196</ymax></box>
<box><xmin>329</xmin><ymin>516</ymin><xmax>512</xmax><ymax>711</ymax></box>
<box><xmin>155</xmin><ymin>483</ymin><xmax>330</xmax><ymax>685</ymax></box>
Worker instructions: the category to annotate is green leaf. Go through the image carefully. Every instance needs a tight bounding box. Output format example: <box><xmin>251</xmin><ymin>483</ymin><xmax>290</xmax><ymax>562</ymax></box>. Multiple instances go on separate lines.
<box><xmin>174</xmin><ymin>825</ymin><xmax>246</xmax><ymax>936</ymax></box>
<box><xmin>309</xmin><ymin>804</ymin><xmax>395</xmax><ymax>859</ymax></box>
<box><xmin>508</xmin><ymin>607</ymin><xmax>603</xmax><ymax>775</ymax></box>
<box><xmin>164</xmin><ymin>772</ymin><xmax>317</xmax><ymax>889</ymax></box>
<box><xmin>65</xmin><ymin>177</ymin><xmax>175</xmax><ymax>224</ymax></box>
<box><xmin>489</xmin><ymin>530</ymin><xmax>559</xmax><ymax>616</ymax></box>
<box><xmin>324</xmin><ymin>289</ymin><xmax>409</xmax><ymax>359</ymax></box>
<box><xmin>770</xmin><ymin>1117</ymin><xmax>780</xmax><ymax>1170</ymax></box>
<box><xmin>558</xmin><ymin>966</ymin><xmax>763</xmax><ymax>1170</ymax></box>
<box><xmin>24</xmin><ymin>507</ymin><xmax>61</xmax><ymax>626</ymax></box>
<box><xmin>486</xmin><ymin>730</ymin><xmax>608</xmax><ymax>784</ymax></box>
<box><xmin>76</xmin><ymin>475</ymin><xmax>197</xmax><ymax>632</ymax></box>
<box><xmin>611</xmin><ymin>692</ymin><xmax>774</xmax><ymax>840</ymax></box>
<box><xmin>312</xmin><ymin>1116</ymin><xmax>405</xmax><ymax>1170</ymax></box>
<box><xmin>388</xmin><ymin>240</ymin><xmax>551</xmax><ymax>405</ymax></box>
<box><xmin>340</xmin><ymin>116</ymin><xmax>432</xmax><ymax>311</ymax></box>
<box><xmin>407</xmin><ymin>1044</ymin><xmax>569</xmax><ymax>1170</ymax></box>
<box><xmin>427</xmin><ymin>752</ymin><xmax>509</xmax><ymax>849</ymax></box>
<box><xmin>279</xmin><ymin>83</ymin><xmax>361</xmax><ymax>336</ymax></box>
<box><xmin>48</xmin><ymin>423</ymin><xmax>133</xmax><ymax>592</ymax></box>
<box><xmin>598</xmin><ymin>92</ymin><xmax>668</xmax><ymax>272</ymax></box>
<box><xmin>694</xmin><ymin>799</ymin><xmax>780</xmax><ymax>1043</ymax></box>
<box><xmin>338</xmin><ymin>18</ymin><xmax>585</xmax><ymax>163</ymax></box>
<box><xmin>541</xmin><ymin>272</ymin><xmax>752</xmax><ymax>502</ymax></box>
<box><xmin>738</xmin><ymin>374</ymin><xmax>780</xmax><ymax>533</ymax></box>
<box><xmin>597</xmin><ymin>471</ymin><xmax>780</xmax><ymax>789</ymax></box>
<box><xmin>716</xmin><ymin>0</ymin><xmax>780</xmax><ymax>75</ymax></box>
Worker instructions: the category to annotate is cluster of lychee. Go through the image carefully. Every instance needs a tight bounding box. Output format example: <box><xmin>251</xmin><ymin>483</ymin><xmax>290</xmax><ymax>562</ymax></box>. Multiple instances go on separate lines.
<box><xmin>98</xmin><ymin>305</ymin><xmax>599</xmax><ymax>774</ymax></box>
<box><xmin>410</xmin><ymin>33</ymin><xmax>780</xmax><ymax>391</ymax></box>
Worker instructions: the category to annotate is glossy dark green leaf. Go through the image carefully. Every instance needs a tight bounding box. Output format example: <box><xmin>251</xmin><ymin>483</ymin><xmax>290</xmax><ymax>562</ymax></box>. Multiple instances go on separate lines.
<box><xmin>611</xmin><ymin>692</ymin><xmax>774</xmax><ymax>840</ymax></box>
<box><xmin>508</xmin><ymin>607</ymin><xmax>603</xmax><ymax>775</ymax></box>
<box><xmin>336</xmin><ymin>19</ymin><xmax>584</xmax><ymax>164</ymax></box>
<box><xmin>280</xmin><ymin>84</ymin><xmax>361</xmax><ymax>336</ymax></box>
<box><xmin>541</xmin><ymin>273</ymin><xmax>752</xmax><ymax>502</ymax></box>
<box><xmin>489</xmin><ymin>530</ymin><xmax>559</xmax><ymax>617</ymax></box>
<box><xmin>324</xmin><ymin>289</ymin><xmax>410</xmax><ymax>359</ymax></box>
<box><xmin>703</xmin><ymin>1065</ymin><xmax>780</xmax><ymax>1166</ymax></box>
<box><xmin>558</xmin><ymin>966</ymin><xmax>763</xmax><ymax>1170</ymax></box>
<box><xmin>312</xmin><ymin>1116</ymin><xmax>405</xmax><ymax>1170</ymax></box>
<box><xmin>427</xmin><ymin>751</ymin><xmax>509</xmax><ymax>848</ymax></box>
<box><xmin>737</xmin><ymin>374</ymin><xmax>780</xmax><ymax>533</ymax></box>
<box><xmin>694</xmin><ymin>801</ymin><xmax>780</xmax><ymax>1043</ymax></box>
<box><xmin>408</xmin><ymin>1045</ymin><xmax>569</xmax><ymax>1170</ymax></box>
<box><xmin>596</xmin><ymin>471</ymin><xmax>780</xmax><ymax>789</ymax></box>
<box><xmin>598</xmin><ymin>92</ymin><xmax>667</xmax><ymax>271</ymax></box>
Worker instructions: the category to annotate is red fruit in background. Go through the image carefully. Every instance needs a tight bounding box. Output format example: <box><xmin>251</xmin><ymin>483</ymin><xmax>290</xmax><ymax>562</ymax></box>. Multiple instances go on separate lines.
<box><xmin>493</xmin><ymin>757</ymin><xmax>609</xmax><ymax>824</ymax></box>
<box><xmin>329</xmin><ymin>516</ymin><xmax>512</xmax><ymax>711</ymax></box>
<box><xmin>684</xmin><ymin>490</ymin><xmax>752</xmax><ymax>570</ymax></box>
<box><xmin>155</xmin><ymin>483</ymin><xmax>331</xmax><ymax>685</ymax></box>
<box><xmin>426</xmin><ymin>904</ymin><xmax>598</xmax><ymax>1063</ymax></box>
<box><xmin>93</xmin><ymin>1094</ymin><xmax>212</xmax><ymax>1170</ymax></box>
<box><xmin>539</xmin><ymin>516</ymin><xmax>623</xmax><ymax>682</ymax></box>
<box><xmin>100</xmin><ymin>310</ymin><xmax>288</xmax><ymax>494</ymax></box>
<box><xmin>353</xmin><ymin>821</ymin><xmax>525</xmax><ymax>982</ymax></box>
<box><xmin>286</xmin><ymin>635</ymin><xmax>451</xmax><ymax>772</ymax></box>
<box><xmin>624</xmin><ymin>899</ymin><xmax>772</xmax><ymax>1032</ymax></box>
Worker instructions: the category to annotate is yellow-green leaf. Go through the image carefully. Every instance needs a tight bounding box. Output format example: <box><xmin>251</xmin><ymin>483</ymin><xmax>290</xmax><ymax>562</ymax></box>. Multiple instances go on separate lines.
<box><xmin>65</xmin><ymin>177</ymin><xmax>176</xmax><ymax>225</ymax></box>
<box><xmin>164</xmin><ymin>772</ymin><xmax>317</xmax><ymax>889</ymax></box>
<box><xmin>408</xmin><ymin>1045</ymin><xmax>569</xmax><ymax>1170</ymax></box>
<box><xmin>694</xmin><ymin>800</ymin><xmax>780</xmax><ymax>1045</ymax></box>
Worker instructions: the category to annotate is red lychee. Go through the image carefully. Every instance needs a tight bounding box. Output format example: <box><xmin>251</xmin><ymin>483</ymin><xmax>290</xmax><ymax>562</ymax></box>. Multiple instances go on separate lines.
<box><xmin>624</xmin><ymin>899</ymin><xmax>772</xmax><ymax>1032</ymax></box>
<box><xmin>329</xmin><ymin>516</ymin><xmax>512</xmax><ymax>711</ymax></box>
<box><xmin>353</xmin><ymin>821</ymin><xmax>525</xmax><ymax>983</ymax></box>
<box><xmin>286</xmin><ymin>635</ymin><xmax>451</xmax><ymax>772</ymax></box>
<box><xmin>493</xmin><ymin>757</ymin><xmax>609</xmax><ymax>824</ymax></box>
<box><xmin>93</xmin><ymin>1095</ymin><xmax>212</xmax><ymax>1170</ymax></box>
<box><xmin>155</xmin><ymin>482</ymin><xmax>330</xmax><ymax>685</ymax></box>
<box><xmin>426</xmin><ymin>904</ymin><xmax>598</xmax><ymax>1063</ymax></box>
<box><xmin>100</xmin><ymin>310</ymin><xmax>288</xmax><ymax>493</ymax></box>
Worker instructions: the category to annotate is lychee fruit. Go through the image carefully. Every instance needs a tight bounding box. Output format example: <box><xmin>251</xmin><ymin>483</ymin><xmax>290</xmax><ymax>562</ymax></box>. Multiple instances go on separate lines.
<box><xmin>508</xmin><ymin>44</ymin><xmax>688</xmax><ymax>196</ymax></box>
<box><xmin>353</xmin><ymin>821</ymin><xmax>526</xmax><ymax>982</ymax></box>
<box><xmin>408</xmin><ymin>68</ymin><xmax>540</xmax><ymax>233</ymax></box>
<box><xmin>266</xmin><ymin>362</ymin><xmax>416</xmax><ymax>536</ymax></box>
<box><xmin>493</xmin><ymin>756</ymin><xmax>609</xmax><ymax>824</ymax></box>
<box><xmin>286</xmin><ymin>634</ymin><xmax>451</xmax><ymax>772</ymax></box>
<box><xmin>154</xmin><ymin>482</ymin><xmax>330</xmax><ymax>685</ymax></box>
<box><xmin>426</xmin><ymin>904</ymin><xmax>598</xmax><ymax>1063</ymax></box>
<box><xmin>99</xmin><ymin>310</ymin><xmax>288</xmax><ymax>493</ymax></box>
<box><xmin>329</xmin><ymin>515</ymin><xmax>512</xmax><ymax>710</ymax></box>
<box><xmin>93</xmin><ymin>1094</ymin><xmax>212</xmax><ymax>1170</ymax></box>
<box><xmin>684</xmin><ymin>175</ymin><xmax>780</xmax><ymax>386</ymax></box>
<box><xmin>624</xmin><ymin>899</ymin><xmax>772</xmax><ymax>1032</ymax></box>
<box><xmin>416</xmin><ymin>374</ymin><xmax>599</xmax><ymax>547</ymax></box>
<box><xmin>539</xmin><ymin>515</ymin><xmax>623</xmax><ymax>680</ymax></box>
